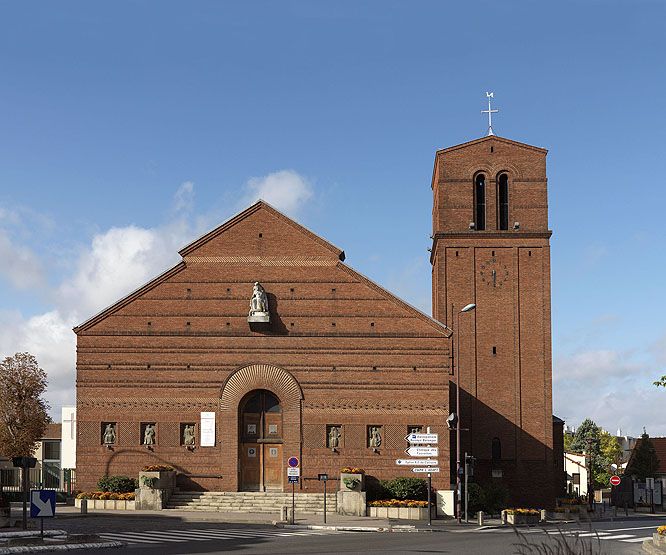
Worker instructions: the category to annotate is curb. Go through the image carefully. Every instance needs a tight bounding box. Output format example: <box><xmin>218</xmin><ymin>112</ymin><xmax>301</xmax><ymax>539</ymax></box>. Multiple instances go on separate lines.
<box><xmin>0</xmin><ymin>541</ymin><xmax>123</xmax><ymax>554</ymax></box>
<box><xmin>274</xmin><ymin>523</ymin><xmax>428</xmax><ymax>533</ymax></box>
<box><xmin>0</xmin><ymin>532</ymin><xmax>67</xmax><ymax>540</ymax></box>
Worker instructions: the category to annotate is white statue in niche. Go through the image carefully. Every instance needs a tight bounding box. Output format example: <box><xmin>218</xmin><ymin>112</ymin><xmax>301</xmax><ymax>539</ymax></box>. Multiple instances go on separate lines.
<box><xmin>103</xmin><ymin>423</ymin><xmax>116</xmax><ymax>444</ymax></box>
<box><xmin>183</xmin><ymin>425</ymin><xmax>195</xmax><ymax>446</ymax></box>
<box><xmin>247</xmin><ymin>282</ymin><xmax>270</xmax><ymax>322</ymax></box>
<box><xmin>143</xmin><ymin>424</ymin><xmax>156</xmax><ymax>445</ymax></box>
<box><xmin>369</xmin><ymin>427</ymin><xmax>382</xmax><ymax>448</ymax></box>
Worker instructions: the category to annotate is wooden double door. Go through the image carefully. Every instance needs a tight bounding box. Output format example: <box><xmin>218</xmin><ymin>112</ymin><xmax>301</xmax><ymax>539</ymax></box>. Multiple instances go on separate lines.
<box><xmin>239</xmin><ymin>390</ymin><xmax>283</xmax><ymax>491</ymax></box>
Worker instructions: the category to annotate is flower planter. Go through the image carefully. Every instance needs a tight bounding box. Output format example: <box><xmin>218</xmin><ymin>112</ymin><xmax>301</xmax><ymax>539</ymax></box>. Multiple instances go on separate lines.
<box><xmin>506</xmin><ymin>513</ymin><xmax>540</xmax><ymax>525</ymax></box>
<box><xmin>75</xmin><ymin>498</ymin><xmax>135</xmax><ymax>510</ymax></box>
<box><xmin>367</xmin><ymin>506</ymin><xmax>429</xmax><ymax>520</ymax></box>
<box><xmin>139</xmin><ymin>470</ymin><xmax>176</xmax><ymax>491</ymax></box>
<box><xmin>340</xmin><ymin>473</ymin><xmax>365</xmax><ymax>492</ymax></box>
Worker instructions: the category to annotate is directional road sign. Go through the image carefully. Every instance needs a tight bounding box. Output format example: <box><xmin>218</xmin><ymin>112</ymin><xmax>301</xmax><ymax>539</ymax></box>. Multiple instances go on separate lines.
<box><xmin>396</xmin><ymin>459</ymin><xmax>438</xmax><ymax>466</ymax></box>
<box><xmin>405</xmin><ymin>446</ymin><xmax>438</xmax><ymax>457</ymax></box>
<box><xmin>405</xmin><ymin>433</ymin><xmax>438</xmax><ymax>444</ymax></box>
<box><xmin>30</xmin><ymin>490</ymin><xmax>56</xmax><ymax>518</ymax></box>
<box><xmin>610</xmin><ymin>475</ymin><xmax>621</xmax><ymax>487</ymax></box>
<box><xmin>412</xmin><ymin>467</ymin><xmax>440</xmax><ymax>473</ymax></box>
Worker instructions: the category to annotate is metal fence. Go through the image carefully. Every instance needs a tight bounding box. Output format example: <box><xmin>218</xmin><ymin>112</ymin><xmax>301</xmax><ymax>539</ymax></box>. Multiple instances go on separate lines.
<box><xmin>0</xmin><ymin>467</ymin><xmax>75</xmax><ymax>494</ymax></box>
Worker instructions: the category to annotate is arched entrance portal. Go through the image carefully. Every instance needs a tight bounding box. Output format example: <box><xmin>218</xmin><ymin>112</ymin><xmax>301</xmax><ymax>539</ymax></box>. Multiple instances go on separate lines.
<box><xmin>239</xmin><ymin>389</ymin><xmax>283</xmax><ymax>491</ymax></box>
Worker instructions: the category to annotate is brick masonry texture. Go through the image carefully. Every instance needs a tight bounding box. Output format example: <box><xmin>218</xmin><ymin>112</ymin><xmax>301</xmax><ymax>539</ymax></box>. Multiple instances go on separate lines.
<box><xmin>75</xmin><ymin>135</ymin><xmax>559</xmax><ymax>508</ymax></box>
<box><xmin>75</xmin><ymin>202</ymin><xmax>452</xmax><ymax>493</ymax></box>
<box><xmin>431</xmin><ymin>135</ymin><xmax>556</xmax><ymax>507</ymax></box>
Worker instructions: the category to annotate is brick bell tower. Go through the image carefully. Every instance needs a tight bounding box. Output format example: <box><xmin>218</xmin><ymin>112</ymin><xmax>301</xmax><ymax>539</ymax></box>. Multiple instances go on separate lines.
<box><xmin>430</xmin><ymin>122</ymin><xmax>555</xmax><ymax>506</ymax></box>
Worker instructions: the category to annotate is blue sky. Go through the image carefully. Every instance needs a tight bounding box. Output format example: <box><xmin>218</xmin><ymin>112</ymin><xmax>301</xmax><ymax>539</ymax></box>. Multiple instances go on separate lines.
<box><xmin>1</xmin><ymin>1</ymin><xmax>664</xmax><ymax>435</ymax></box>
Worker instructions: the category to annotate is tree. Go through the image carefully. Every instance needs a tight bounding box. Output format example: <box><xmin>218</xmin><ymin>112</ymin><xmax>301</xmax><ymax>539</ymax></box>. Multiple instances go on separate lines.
<box><xmin>597</xmin><ymin>431</ymin><xmax>623</xmax><ymax>486</ymax></box>
<box><xmin>569</xmin><ymin>419</ymin><xmax>617</xmax><ymax>490</ymax></box>
<box><xmin>626</xmin><ymin>430</ymin><xmax>660</xmax><ymax>481</ymax></box>
<box><xmin>0</xmin><ymin>352</ymin><xmax>51</xmax><ymax>458</ymax></box>
<box><xmin>563</xmin><ymin>431</ymin><xmax>574</xmax><ymax>453</ymax></box>
<box><xmin>655</xmin><ymin>375</ymin><xmax>666</xmax><ymax>388</ymax></box>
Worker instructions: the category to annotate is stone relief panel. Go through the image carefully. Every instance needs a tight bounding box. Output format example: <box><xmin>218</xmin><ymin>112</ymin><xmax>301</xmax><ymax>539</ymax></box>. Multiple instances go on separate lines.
<box><xmin>101</xmin><ymin>422</ymin><xmax>116</xmax><ymax>445</ymax></box>
<box><xmin>368</xmin><ymin>425</ymin><xmax>383</xmax><ymax>449</ymax></box>
<box><xmin>327</xmin><ymin>425</ymin><xmax>342</xmax><ymax>449</ymax></box>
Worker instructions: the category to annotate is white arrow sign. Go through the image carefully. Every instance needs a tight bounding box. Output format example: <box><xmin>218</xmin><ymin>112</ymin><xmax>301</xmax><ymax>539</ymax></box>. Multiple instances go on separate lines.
<box><xmin>405</xmin><ymin>433</ymin><xmax>438</xmax><ymax>444</ymax></box>
<box><xmin>396</xmin><ymin>459</ymin><xmax>438</xmax><ymax>466</ymax></box>
<box><xmin>412</xmin><ymin>467</ymin><xmax>440</xmax><ymax>473</ymax></box>
<box><xmin>405</xmin><ymin>446</ymin><xmax>438</xmax><ymax>457</ymax></box>
<box><xmin>31</xmin><ymin>491</ymin><xmax>54</xmax><ymax>517</ymax></box>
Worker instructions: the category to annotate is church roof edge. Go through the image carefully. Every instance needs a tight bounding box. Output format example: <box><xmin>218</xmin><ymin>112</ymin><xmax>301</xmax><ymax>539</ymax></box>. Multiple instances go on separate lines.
<box><xmin>436</xmin><ymin>135</ymin><xmax>548</xmax><ymax>155</ymax></box>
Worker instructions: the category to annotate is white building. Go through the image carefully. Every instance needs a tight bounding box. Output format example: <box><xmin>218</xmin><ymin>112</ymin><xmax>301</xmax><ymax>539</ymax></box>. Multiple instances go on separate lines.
<box><xmin>565</xmin><ymin>452</ymin><xmax>588</xmax><ymax>497</ymax></box>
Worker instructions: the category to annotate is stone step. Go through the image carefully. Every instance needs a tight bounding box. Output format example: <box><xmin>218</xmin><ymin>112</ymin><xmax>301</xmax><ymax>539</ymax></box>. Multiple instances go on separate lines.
<box><xmin>167</xmin><ymin>491</ymin><xmax>336</xmax><ymax>513</ymax></box>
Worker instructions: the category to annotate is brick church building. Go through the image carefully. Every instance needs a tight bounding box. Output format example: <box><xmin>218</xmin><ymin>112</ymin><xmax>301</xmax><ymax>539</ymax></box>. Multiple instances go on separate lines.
<box><xmin>74</xmin><ymin>133</ymin><xmax>560</xmax><ymax>509</ymax></box>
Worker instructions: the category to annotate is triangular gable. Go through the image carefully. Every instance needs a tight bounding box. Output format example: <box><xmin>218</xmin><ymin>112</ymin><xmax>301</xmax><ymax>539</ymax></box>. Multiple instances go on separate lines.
<box><xmin>179</xmin><ymin>200</ymin><xmax>345</xmax><ymax>261</ymax></box>
<box><xmin>74</xmin><ymin>200</ymin><xmax>450</xmax><ymax>336</ymax></box>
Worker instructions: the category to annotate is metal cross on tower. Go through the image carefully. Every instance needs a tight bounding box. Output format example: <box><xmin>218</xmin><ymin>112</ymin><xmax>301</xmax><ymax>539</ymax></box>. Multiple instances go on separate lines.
<box><xmin>481</xmin><ymin>92</ymin><xmax>499</xmax><ymax>136</ymax></box>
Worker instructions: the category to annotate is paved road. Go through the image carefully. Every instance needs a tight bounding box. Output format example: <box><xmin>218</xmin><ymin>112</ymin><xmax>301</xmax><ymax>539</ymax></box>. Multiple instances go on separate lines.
<box><xmin>81</xmin><ymin>519</ymin><xmax>660</xmax><ymax>554</ymax></box>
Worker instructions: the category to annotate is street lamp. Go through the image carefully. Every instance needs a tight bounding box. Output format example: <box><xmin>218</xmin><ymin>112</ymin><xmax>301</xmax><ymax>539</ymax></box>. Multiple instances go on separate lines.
<box><xmin>455</xmin><ymin>303</ymin><xmax>475</xmax><ymax>524</ymax></box>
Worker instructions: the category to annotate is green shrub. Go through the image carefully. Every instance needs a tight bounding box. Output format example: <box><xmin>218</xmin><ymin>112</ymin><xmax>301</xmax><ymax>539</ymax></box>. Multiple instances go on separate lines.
<box><xmin>365</xmin><ymin>475</ymin><xmax>390</xmax><ymax>501</ymax></box>
<box><xmin>464</xmin><ymin>481</ymin><xmax>509</xmax><ymax>515</ymax></box>
<box><xmin>97</xmin><ymin>475</ymin><xmax>137</xmax><ymax>493</ymax></box>
<box><xmin>382</xmin><ymin>477</ymin><xmax>428</xmax><ymax>501</ymax></box>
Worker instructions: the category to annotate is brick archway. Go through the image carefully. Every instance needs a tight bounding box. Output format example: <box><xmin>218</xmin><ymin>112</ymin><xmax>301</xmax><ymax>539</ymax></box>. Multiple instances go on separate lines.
<box><xmin>220</xmin><ymin>364</ymin><xmax>303</xmax><ymax>492</ymax></box>
<box><xmin>220</xmin><ymin>364</ymin><xmax>303</xmax><ymax>410</ymax></box>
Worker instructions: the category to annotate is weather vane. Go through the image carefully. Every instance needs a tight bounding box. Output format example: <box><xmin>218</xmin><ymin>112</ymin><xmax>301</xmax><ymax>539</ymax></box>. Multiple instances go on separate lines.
<box><xmin>481</xmin><ymin>92</ymin><xmax>499</xmax><ymax>136</ymax></box>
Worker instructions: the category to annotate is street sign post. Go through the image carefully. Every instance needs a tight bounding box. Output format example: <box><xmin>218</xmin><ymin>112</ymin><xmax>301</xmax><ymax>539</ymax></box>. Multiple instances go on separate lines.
<box><xmin>412</xmin><ymin>467</ymin><xmax>440</xmax><ymax>473</ymax></box>
<box><xmin>396</xmin><ymin>459</ymin><xmax>438</xmax><ymax>466</ymax></box>
<box><xmin>609</xmin><ymin>475</ymin><xmax>621</xmax><ymax>487</ymax></box>
<box><xmin>405</xmin><ymin>433</ymin><xmax>438</xmax><ymax>444</ymax></box>
<box><xmin>288</xmin><ymin>456</ymin><xmax>300</xmax><ymax>524</ymax></box>
<box><xmin>318</xmin><ymin>474</ymin><xmax>329</xmax><ymax>523</ymax></box>
<box><xmin>405</xmin><ymin>446</ymin><xmax>438</xmax><ymax>457</ymax></box>
<box><xmin>30</xmin><ymin>490</ymin><xmax>56</xmax><ymax>539</ymax></box>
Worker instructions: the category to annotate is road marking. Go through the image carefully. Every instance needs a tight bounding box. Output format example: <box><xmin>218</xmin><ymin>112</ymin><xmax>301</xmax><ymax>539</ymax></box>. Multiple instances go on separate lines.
<box><xmin>598</xmin><ymin>534</ymin><xmax>636</xmax><ymax>541</ymax></box>
<box><xmin>622</xmin><ymin>537</ymin><xmax>652</xmax><ymax>543</ymax></box>
<box><xmin>99</xmin><ymin>527</ymin><xmax>341</xmax><ymax>545</ymax></box>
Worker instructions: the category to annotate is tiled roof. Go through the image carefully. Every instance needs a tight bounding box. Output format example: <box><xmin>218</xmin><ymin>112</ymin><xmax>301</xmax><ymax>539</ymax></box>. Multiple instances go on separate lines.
<box><xmin>628</xmin><ymin>437</ymin><xmax>666</xmax><ymax>474</ymax></box>
<box><xmin>43</xmin><ymin>423</ymin><xmax>61</xmax><ymax>440</ymax></box>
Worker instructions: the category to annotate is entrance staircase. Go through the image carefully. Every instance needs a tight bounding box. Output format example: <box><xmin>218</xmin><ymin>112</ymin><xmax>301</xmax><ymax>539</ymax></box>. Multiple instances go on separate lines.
<box><xmin>165</xmin><ymin>491</ymin><xmax>337</xmax><ymax>514</ymax></box>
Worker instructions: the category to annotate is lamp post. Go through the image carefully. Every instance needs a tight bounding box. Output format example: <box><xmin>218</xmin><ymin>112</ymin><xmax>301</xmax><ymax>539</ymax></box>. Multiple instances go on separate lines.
<box><xmin>455</xmin><ymin>302</ymin><xmax>476</xmax><ymax>524</ymax></box>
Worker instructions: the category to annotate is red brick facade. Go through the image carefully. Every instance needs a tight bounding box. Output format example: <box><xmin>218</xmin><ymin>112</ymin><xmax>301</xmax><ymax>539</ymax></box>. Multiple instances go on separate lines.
<box><xmin>75</xmin><ymin>134</ymin><xmax>556</xmax><ymax>507</ymax></box>
<box><xmin>74</xmin><ymin>202</ymin><xmax>452</xmax><ymax>493</ymax></box>
<box><xmin>431</xmin><ymin>135</ymin><xmax>555</xmax><ymax>506</ymax></box>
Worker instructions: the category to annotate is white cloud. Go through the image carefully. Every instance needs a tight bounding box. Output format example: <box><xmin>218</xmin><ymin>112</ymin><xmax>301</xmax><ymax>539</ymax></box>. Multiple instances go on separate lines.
<box><xmin>554</xmin><ymin>347</ymin><xmax>666</xmax><ymax>436</ymax></box>
<box><xmin>0</xmin><ymin>310</ymin><xmax>75</xmax><ymax>416</ymax></box>
<box><xmin>172</xmin><ymin>181</ymin><xmax>195</xmax><ymax>213</ymax></box>
<box><xmin>0</xmin><ymin>184</ymin><xmax>201</xmax><ymax>416</ymax></box>
<box><xmin>0</xmin><ymin>230</ymin><xmax>45</xmax><ymax>290</ymax></box>
<box><xmin>241</xmin><ymin>170</ymin><xmax>313</xmax><ymax>216</ymax></box>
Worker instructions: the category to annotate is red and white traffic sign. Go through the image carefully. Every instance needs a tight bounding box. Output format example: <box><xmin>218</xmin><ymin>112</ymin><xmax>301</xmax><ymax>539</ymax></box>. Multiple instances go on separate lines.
<box><xmin>288</xmin><ymin>456</ymin><xmax>299</xmax><ymax>468</ymax></box>
<box><xmin>610</xmin><ymin>475</ymin><xmax>621</xmax><ymax>486</ymax></box>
